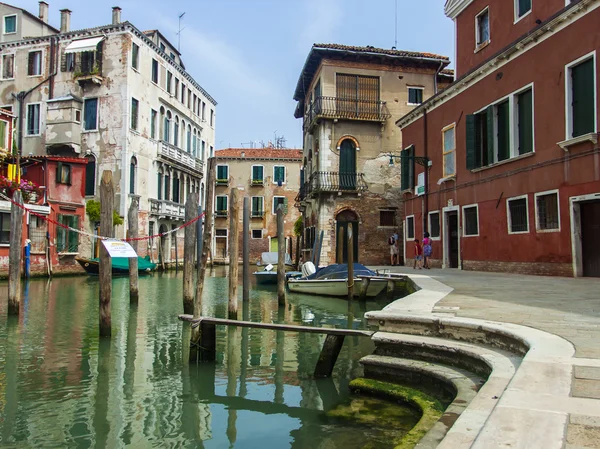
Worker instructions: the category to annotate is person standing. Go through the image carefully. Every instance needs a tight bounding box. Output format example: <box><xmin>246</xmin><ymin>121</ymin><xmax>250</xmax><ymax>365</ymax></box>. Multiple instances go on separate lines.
<box><xmin>389</xmin><ymin>234</ymin><xmax>398</xmax><ymax>265</ymax></box>
<box><xmin>423</xmin><ymin>232</ymin><xmax>432</xmax><ymax>269</ymax></box>
<box><xmin>413</xmin><ymin>239</ymin><xmax>423</xmax><ymax>269</ymax></box>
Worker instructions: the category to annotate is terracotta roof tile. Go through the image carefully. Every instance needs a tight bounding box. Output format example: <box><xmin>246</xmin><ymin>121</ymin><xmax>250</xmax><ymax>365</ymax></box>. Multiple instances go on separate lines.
<box><xmin>215</xmin><ymin>148</ymin><xmax>302</xmax><ymax>160</ymax></box>
<box><xmin>313</xmin><ymin>43</ymin><xmax>450</xmax><ymax>61</ymax></box>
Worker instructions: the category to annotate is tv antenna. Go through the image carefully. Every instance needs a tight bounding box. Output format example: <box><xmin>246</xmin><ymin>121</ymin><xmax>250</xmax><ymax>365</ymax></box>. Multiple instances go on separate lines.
<box><xmin>177</xmin><ymin>12</ymin><xmax>186</xmax><ymax>52</ymax></box>
<box><xmin>393</xmin><ymin>0</ymin><xmax>398</xmax><ymax>49</ymax></box>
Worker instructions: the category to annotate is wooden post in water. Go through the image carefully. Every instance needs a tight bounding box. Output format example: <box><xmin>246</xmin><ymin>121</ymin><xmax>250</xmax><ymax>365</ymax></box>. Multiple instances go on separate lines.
<box><xmin>99</xmin><ymin>171</ymin><xmax>114</xmax><ymax>337</ymax></box>
<box><xmin>228</xmin><ymin>188</ymin><xmax>240</xmax><ymax>319</ymax></box>
<box><xmin>8</xmin><ymin>190</ymin><xmax>23</xmax><ymax>315</ymax></box>
<box><xmin>127</xmin><ymin>197</ymin><xmax>139</xmax><ymax>304</ymax></box>
<box><xmin>174</xmin><ymin>226</ymin><xmax>179</xmax><ymax>274</ymax></box>
<box><xmin>295</xmin><ymin>235</ymin><xmax>300</xmax><ymax>269</ymax></box>
<box><xmin>337</xmin><ymin>226</ymin><xmax>344</xmax><ymax>264</ymax></box>
<box><xmin>183</xmin><ymin>193</ymin><xmax>198</xmax><ymax>314</ymax></box>
<box><xmin>277</xmin><ymin>205</ymin><xmax>286</xmax><ymax>306</ymax></box>
<box><xmin>347</xmin><ymin>223</ymin><xmax>354</xmax><ymax>301</ymax></box>
<box><xmin>242</xmin><ymin>197</ymin><xmax>250</xmax><ymax>302</ymax></box>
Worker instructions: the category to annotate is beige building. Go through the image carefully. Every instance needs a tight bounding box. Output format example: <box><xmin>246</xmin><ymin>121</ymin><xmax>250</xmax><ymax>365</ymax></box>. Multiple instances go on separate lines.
<box><xmin>0</xmin><ymin>2</ymin><xmax>216</xmax><ymax>263</ymax></box>
<box><xmin>293</xmin><ymin>44</ymin><xmax>452</xmax><ymax>265</ymax></box>
<box><xmin>212</xmin><ymin>148</ymin><xmax>302</xmax><ymax>263</ymax></box>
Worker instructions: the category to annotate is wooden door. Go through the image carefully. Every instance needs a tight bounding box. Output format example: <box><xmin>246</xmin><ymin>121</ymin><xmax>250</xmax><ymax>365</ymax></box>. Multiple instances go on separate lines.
<box><xmin>581</xmin><ymin>201</ymin><xmax>600</xmax><ymax>277</ymax></box>
<box><xmin>448</xmin><ymin>212</ymin><xmax>459</xmax><ymax>268</ymax></box>
<box><xmin>339</xmin><ymin>139</ymin><xmax>356</xmax><ymax>190</ymax></box>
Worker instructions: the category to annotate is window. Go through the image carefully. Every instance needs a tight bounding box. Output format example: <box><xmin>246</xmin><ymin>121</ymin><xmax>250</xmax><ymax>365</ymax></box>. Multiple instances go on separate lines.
<box><xmin>202</xmin><ymin>102</ymin><xmax>206</xmax><ymax>121</ymax></box>
<box><xmin>175</xmin><ymin>78</ymin><xmax>179</xmax><ymax>98</ymax></box>
<box><xmin>164</xmin><ymin>173</ymin><xmax>170</xmax><ymax>200</ymax></box>
<box><xmin>210</xmin><ymin>109</ymin><xmax>214</xmax><ymax>127</ymax></box>
<box><xmin>131</xmin><ymin>43</ymin><xmax>139</xmax><ymax>70</ymax></box>
<box><xmin>131</xmin><ymin>98</ymin><xmax>139</xmax><ymax>130</ymax></box>
<box><xmin>3</xmin><ymin>15</ymin><xmax>16</xmax><ymax>34</ymax></box>
<box><xmin>172</xmin><ymin>176</ymin><xmax>180</xmax><ymax>203</ymax></box>
<box><xmin>517</xmin><ymin>89</ymin><xmax>533</xmax><ymax>155</ymax></box>
<box><xmin>150</xmin><ymin>109</ymin><xmax>157</xmax><ymax>139</ymax></box>
<box><xmin>28</xmin><ymin>51</ymin><xmax>42</xmax><ymax>76</ymax></box>
<box><xmin>251</xmin><ymin>196</ymin><xmax>264</xmax><ymax>217</ymax></box>
<box><xmin>507</xmin><ymin>196</ymin><xmax>529</xmax><ymax>233</ymax></box>
<box><xmin>129</xmin><ymin>157</ymin><xmax>137</xmax><ymax>194</ymax></box>
<box><xmin>252</xmin><ymin>165</ymin><xmax>264</xmax><ymax>184</ymax></box>
<box><xmin>0</xmin><ymin>212</ymin><xmax>10</xmax><ymax>244</ymax></box>
<box><xmin>160</xmin><ymin>43</ymin><xmax>166</xmax><ymax>52</ymax></box>
<box><xmin>188</xmin><ymin>91</ymin><xmax>191</xmax><ymax>108</ymax></box>
<box><xmin>515</xmin><ymin>0</ymin><xmax>532</xmax><ymax>20</ymax></box>
<box><xmin>192</xmin><ymin>131</ymin><xmax>197</xmax><ymax>157</ymax></box>
<box><xmin>272</xmin><ymin>196</ymin><xmax>286</xmax><ymax>214</ymax></box>
<box><xmin>476</xmin><ymin>8</ymin><xmax>490</xmax><ymax>47</ymax></box>
<box><xmin>252</xmin><ymin>229</ymin><xmax>263</xmax><ymax>239</ymax></box>
<box><xmin>429</xmin><ymin>212</ymin><xmax>440</xmax><ymax>239</ymax></box>
<box><xmin>85</xmin><ymin>155</ymin><xmax>96</xmax><ymax>196</ymax></box>
<box><xmin>83</xmin><ymin>98</ymin><xmax>98</xmax><ymax>131</ymax></box>
<box><xmin>535</xmin><ymin>191</ymin><xmax>560</xmax><ymax>231</ymax></box>
<box><xmin>170</xmin><ymin>52</ymin><xmax>175</xmax><ymax>60</ymax></box>
<box><xmin>336</xmin><ymin>73</ymin><xmax>380</xmax><ymax>116</ymax></box>
<box><xmin>65</xmin><ymin>53</ymin><xmax>75</xmax><ymax>72</ymax></box>
<box><xmin>56</xmin><ymin>214</ymin><xmax>79</xmax><ymax>253</ymax></box>
<box><xmin>173</xmin><ymin>117</ymin><xmax>179</xmax><ymax>147</ymax></box>
<box><xmin>463</xmin><ymin>205</ymin><xmax>479</xmax><ymax>236</ymax></box>
<box><xmin>2</xmin><ymin>54</ymin><xmax>14</xmax><ymax>79</ymax></box>
<box><xmin>201</xmin><ymin>141</ymin><xmax>206</xmax><ymax>160</ymax></box>
<box><xmin>157</xmin><ymin>172</ymin><xmax>163</xmax><ymax>200</ymax></box>
<box><xmin>273</xmin><ymin>166</ymin><xmax>285</xmax><ymax>184</ymax></box>
<box><xmin>379</xmin><ymin>210</ymin><xmax>396</xmax><ymax>227</ymax></box>
<box><xmin>181</xmin><ymin>84</ymin><xmax>186</xmax><ymax>103</ymax></box>
<box><xmin>56</xmin><ymin>162</ymin><xmax>72</xmax><ymax>185</ymax></box>
<box><xmin>164</xmin><ymin>111</ymin><xmax>171</xmax><ymax>142</ymax></box>
<box><xmin>166</xmin><ymin>71</ymin><xmax>172</xmax><ymax>94</ymax></box>
<box><xmin>75</xmin><ymin>110</ymin><xmax>81</xmax><ymax>123</ymax></box>
<box><xmin>210</xmin><ymin>146</ymin><xmax>214</xmax><ymax>158</ymax></box>
<box><xmin>408</xmin><ymin>87</ymin><xmax>423</xmax><ymax>105</ymax></box>
<box><xmin>216</xmin><ymin>195</ymin><xmax>228</xmax><ymax>215</ymax></box>
<box><xmin>442</xmin><ymin>125</ymin><xmax>456</xmax><ymax>177</ymax></box>
<box><xmin>567</xmin><ymin>55</ymin><xmax>596</xmax><ymax>139</ymax></box>
<box><xmin>406</xmin><ymin>216</ymin><xmax>415</xmax><ymax>240</ymax></box>
<box><xmin>400</xmin><ymin>145</ymin><xmax>415</xmax><ymax>191</ymax></box>
<box><xmin>26</xmin><ymin>103</ymin><xmax>40</xmax><ymax>135</ymax></box>
<box><xmin>216</xmin><ymin>165</ymin><xmax>228</xmax><ymax>182</ymax></box>
<box><xmin>151</xmin><ymin>59</ymin><xmax>158</xmax><ymax>84</ymax></box>
<box><xmin>0</xmin><ymin>119</ymin><xmax>8</xmax><ymax>149</ymax></box>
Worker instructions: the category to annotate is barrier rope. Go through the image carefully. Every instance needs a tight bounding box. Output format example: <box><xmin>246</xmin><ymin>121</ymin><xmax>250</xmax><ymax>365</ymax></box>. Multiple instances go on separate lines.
<box><xmin>0</xmin><ymin>191</ymin><xmax>205</xmax><ymax>242</ymax></box>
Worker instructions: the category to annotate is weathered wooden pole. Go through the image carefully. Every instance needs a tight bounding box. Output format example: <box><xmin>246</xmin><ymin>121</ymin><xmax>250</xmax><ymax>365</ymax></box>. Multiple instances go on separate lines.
<box><xmin>228</xmin><ymin>188</ymin><xmax>240</xmax><ymax>319</ymax></box>
<box><xmin>183</xmin><ymin>192</ymin><xmax>198</xmax><ymax>314</ymax></box>
<box><xmin>315</xmin><ymin>230</ymin><xmax>324</xmax><ymax>267</ymax></box>
<box><xmin>295</xmin><ymin>235</ymin><xmax>300</xmax><ymax>269</ymax></box>
<box><xmin>242</xmin><ymin>196</ymin><xmax>250</xmax><ymax>302</ymax></box>
<box><xmin>190</xmin><ymin>159</ymin><xmax>215</xmax><ymax>362</ymax></box>
<box><xmin>8</xmin><ymin>190</ymin><xmax>24</xmax><ymax>315</ymax></box>
<box><xmin>127</xmin><ymin>197</ymin><xmax>139</xmax><ymax>304</ymax></box>
<box><xmin>337</xmin><ymin>226</ymin><xmax>344</xmax><ymax>264</ymax></box>
<box><xmin>277</xmin><ymin>205</ymin><xmax>286</xmax><ymax>306</ymax></box>
<box><xmin>99</xmin><ymin>170</ymin><xmax>114</xmax><ymax>337</ymax></box>
<box><xmin>347</xmin><ymin>223</ymin><xmax>354</xmax><ymax>300</ymax></box>
<box><xmin>174</xmin><ymin>228</ymin><xmax>179</xmax><ymax>273</ymax></box>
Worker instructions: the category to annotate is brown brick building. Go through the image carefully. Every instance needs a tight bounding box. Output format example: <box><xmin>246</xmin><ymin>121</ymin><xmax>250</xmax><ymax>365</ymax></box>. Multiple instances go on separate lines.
<box><xmin>211</xmin><ymin>148</ymin><xmax>302</xmax><ymax>263</ymax></box>
<box><xmin>293</xmin><ymin>44</ymin><xmax>452</xmax><ymax>266</ymax></box>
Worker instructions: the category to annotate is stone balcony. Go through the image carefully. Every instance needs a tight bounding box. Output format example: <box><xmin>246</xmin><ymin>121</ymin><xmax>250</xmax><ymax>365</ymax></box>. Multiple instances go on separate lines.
<box><xmin>158</xmin><ymin>140</ymin><xmax>204</xmax><ymax>175</ymax></box>
<box><xmin>149</xmin><ymin>198</ymin><xmax>185</xmax><ymax>220</ymax></box>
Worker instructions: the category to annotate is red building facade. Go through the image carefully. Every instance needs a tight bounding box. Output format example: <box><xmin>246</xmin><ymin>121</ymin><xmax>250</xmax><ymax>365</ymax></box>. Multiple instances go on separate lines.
<box><xmin>398</xmin><ymin>0</ymin><xmax>600</xmax><ymax>277</ymax></box>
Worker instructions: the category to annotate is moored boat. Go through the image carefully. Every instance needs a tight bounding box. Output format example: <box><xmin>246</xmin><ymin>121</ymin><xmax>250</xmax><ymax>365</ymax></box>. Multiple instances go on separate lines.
<box><xmin>76</xmin><ymin>256</ymin><xmax>157</xmax><ymax>275</ymax></box>
<box><xmin>253</xmin><ymin>252</ymin><xmax>301</xmax><ymax>285</ymax></box>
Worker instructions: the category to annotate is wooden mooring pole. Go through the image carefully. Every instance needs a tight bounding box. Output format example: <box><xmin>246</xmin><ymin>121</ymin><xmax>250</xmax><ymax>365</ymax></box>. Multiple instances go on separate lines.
<box><xmin>347</xmin><ymin>223</ymin><xmax>354</xmax><ymax>301</ymax></box>
<box><xmin>295</xmin><ymin>235</ymin><xmax>300</xmax><ymax>269</ymax></box>
<box><xmin>242</xmin><ymin>197</ymin><xmax>250</xmax><ymax>302</ymax></box>
<box><xmin>183</xmin><ymin>193</ymin><xmax>198</xmax><ymax>314</ymax></box>
<box><xmin>127</xmin><ymin>197</ymin><xmax>139</xmax><ymax>304</ymax></box>
<box><xmin>228</xmin><ymin>188</ymin><xmax>240</xmax><ymax>319</ymax></box>
<box><xmin>8</xmin><ymin>190</ymin><xmax>23</xmax><ymax>315</ymax></box>
<box><xmin>337</xmin><ymin>226</ymin><xmax>344</xmax><ymax>264</ymax></box>
<box><xmin>99</xmin><ymin>171</ymin><xmax>114</xmax><ymax>337</ymax></box>
<box><xmin>277</xmin><ymin>205</ymin><xmax>285</xmax><ymax>306</ymax></box>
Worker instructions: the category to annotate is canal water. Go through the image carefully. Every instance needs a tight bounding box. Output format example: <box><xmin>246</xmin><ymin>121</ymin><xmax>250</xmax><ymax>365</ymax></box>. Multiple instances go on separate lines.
<box><xmin>0</xmin><ymin>268</ymin><xmax>418</xmax><ymax>448</ymax></box>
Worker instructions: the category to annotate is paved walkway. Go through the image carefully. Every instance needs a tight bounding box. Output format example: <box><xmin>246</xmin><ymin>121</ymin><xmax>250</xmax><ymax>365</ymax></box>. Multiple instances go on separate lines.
<box><xmin>370</xmin><ymin>266</ymin><xmax>600</xmax><ymax>448</ymax></box>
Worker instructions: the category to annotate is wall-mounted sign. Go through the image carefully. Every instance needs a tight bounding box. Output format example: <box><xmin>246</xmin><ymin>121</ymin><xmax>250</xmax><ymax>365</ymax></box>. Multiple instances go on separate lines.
<box><xmin>416</xmin><ymin>172</ymin><xmax>425</xmax><ymax>196</ymax></box>
<box><xmin>102</xmin><ymin>240</ymin><xmax>138</xmax><ymax>258</ymax></box>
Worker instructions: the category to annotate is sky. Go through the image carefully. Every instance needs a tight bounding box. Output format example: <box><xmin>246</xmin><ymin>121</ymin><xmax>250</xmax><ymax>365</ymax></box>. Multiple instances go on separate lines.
<box><xmin>14</xmin><ymin>0</ymin><xmax>454</xmax><ymax>149</ymax></box>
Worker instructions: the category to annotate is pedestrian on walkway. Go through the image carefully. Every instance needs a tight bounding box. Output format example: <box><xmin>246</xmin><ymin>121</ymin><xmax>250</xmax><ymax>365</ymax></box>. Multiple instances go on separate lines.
<box><xmin>389</xmin><ymin>234</ymin><xmax>398</xmax><ymax>265</ymax></box>
<box><xmin>423</xmin><ymin>232</ymin><xmax>432</xmax><ymax>269</ymax></box>
<box><xmin>413</xmin><ymin>239</ymin><xmax>423</xmax><ymax>269</ymax></box>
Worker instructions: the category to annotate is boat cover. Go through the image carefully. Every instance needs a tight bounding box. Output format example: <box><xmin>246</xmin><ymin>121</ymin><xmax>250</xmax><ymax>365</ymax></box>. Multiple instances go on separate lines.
<box><xmin>304</xmin><ymin>263</ymin><xmax>376</xmax><ymax>280</ymax></box>
<box><xmin>110</xmin><ymin>256</ymin><xmax>156</xmax><ymax>271</ymax></box>
<box><xmin>259</xmin><ymin>252</ymin><xmax>292</xmax><ymax>266</ymax></box>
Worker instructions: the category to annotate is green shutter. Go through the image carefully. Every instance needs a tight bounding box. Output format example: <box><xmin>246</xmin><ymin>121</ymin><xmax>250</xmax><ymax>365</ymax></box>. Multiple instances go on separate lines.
<box><xmin>466</xmin><ymin>115</ymin><xmax>477</xmax><ymax>170</ymax></box>
<box><xmin>408</xmin><ymin>145</ymin><xmax>415</xmax><ymax>189</ymax></box>
<box><xmin>56</xmin><ymin>162</ymin><xmax>63</xmax><ymax>183</ymax></box>
<box><xmin>497</xmin><ymin>101</ymin><xmax>510</xmax><ymax>161</ymax></box>
<box><xmin>217</xmin><ymin>165</ymin><xmax>227</xmax><ymax>180</ymax></box>
<box><xmin>486</xmin><ymin>106</ymin><xmax>495</xmax><ymax>165</ymax></box>
<box><xmin>283</xmin><ymin>197</ymin><xmax>288</xmax><ymax>214</ymax></box>
<box><xmin>572</xmin><ymin>58</ymin><xmax>595</xmax><ymax>138</ymax></box>
<box><xmin>518</xmin><ymin>89</ymin><xmax>533</xmax><ymax>154</ymax></box>
<box><xmin>68</xmin><ymin>216</ymin><xmax>79</xmax><ymax>252</ymax></box>
<box><xmin>400</xmin><ymin>148</ymin><xmax>410</xmax><ymax>190</ymax></box>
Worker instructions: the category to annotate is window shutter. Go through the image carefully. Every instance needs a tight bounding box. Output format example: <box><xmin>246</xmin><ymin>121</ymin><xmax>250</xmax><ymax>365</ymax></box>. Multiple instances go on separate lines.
<box><xmin>61</xmin><ymin>52</ymin><xmax>67</xmax><ymax>72</ymax></box>
<box><xmin>518</xmin><ymin>89</ymin><xmax>533</xmax><ymax>154</ymax></box>
<box><xmin>56</xmin><ymin>162</ymin><xmax>63</xmax><ymax>183</ymax></box>
<box><xmin>497</xmin><ymin>101</ymin><xmax>510</xmax><ymax>161</ymax></box>
<box><xmin>66</xmin><ymin>165</ymin><xmax>72</xmax><ymax>185</ymax></box>
<box><xmin>572</xmin><ymin>58</ymin><xmax>595</xmax><ymax>138</ymax></box>
<box><xmin>486</xmin><ymin>106</ymin><xmax>494</xmax><ymax>165</ymax></box>
<box><xmin>28</xmin><ymin>52</ymin><xmax>35</xmax><ymax>76</ymax></box>
<box><xmin>466</xmin><ymin>115</ymin><xmax>477</xmax><ymax>170</ymax></box>
<box><xmin>69</xmin><ymin>216</ymin><xmax>79</xmax><ymax>251</ymax></box>
<box><xmin>283</xmin><ymin>197</ymin><xmax>288</xmax><ymax>214</ymax></box>
<box><xmin>400</xmin><ymin>149</ymin><xmax>409</xmax><ymax>190</ymax></box>
<box><xmin>407</xmin><ymin>145</ymin><xmax>415</xmax><ymax>189</ymax></box>
<box><xmin>95</xmin><ymin>41</ymin><xmax>103</xmax><ymax>73</ymax></box>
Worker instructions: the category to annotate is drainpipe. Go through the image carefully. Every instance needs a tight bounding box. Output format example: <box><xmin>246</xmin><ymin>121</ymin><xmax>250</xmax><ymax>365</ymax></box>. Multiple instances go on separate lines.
<box><xmin>423</xmin><ymin>109</ymin><xmax>429</xmax><ymax>235</ymax></box>
<box><xmin>434</xmin><ymin>61</ymin><xmax>445</xmax><ymax>95</ymax></box>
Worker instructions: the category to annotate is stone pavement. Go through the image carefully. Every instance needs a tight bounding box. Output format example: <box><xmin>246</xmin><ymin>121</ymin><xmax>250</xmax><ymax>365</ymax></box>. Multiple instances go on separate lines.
<box><xmin>369</xmin><ymin>266</ymin><xmax>600</xmax><ymax>448</ymax></box>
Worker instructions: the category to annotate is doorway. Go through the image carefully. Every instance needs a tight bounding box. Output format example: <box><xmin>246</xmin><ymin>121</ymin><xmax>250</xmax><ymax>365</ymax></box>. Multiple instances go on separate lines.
<box><xmin>443</xmin><ymin>207</ymin><xmax>460</xmax><ymax>269</ymax></box>
<box><xmin>336</xmin><ymin>210</ymin><xmax>359</xmax><ymax>263</ymax></box>
<box><xmin>270</xmin><ymin>237</ymin><xmax>278</xmax><ymax>253</ymax></box>
<box><xmin>339</xmin><ymin>139</ymin><xmax>356</xmax><ymax>190</ymax></box>
<box><xmin>570</xmin><ymin>195</ymin><xmax>600</xmax><ymax>277</ymax></box>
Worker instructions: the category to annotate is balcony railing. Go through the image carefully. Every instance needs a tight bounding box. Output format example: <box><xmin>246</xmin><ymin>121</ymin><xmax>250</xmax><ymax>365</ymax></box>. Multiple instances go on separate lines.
<box><xmin>216</xmin><ymin>179</ymin><xmax>229</xmax><ymax>186</ymax></box>
<box><xmin>296</xmin><ymin>171</ymin><xmax>368</xmax><ymax>202</ymax></box>
<box><xmin>149</xmin><ymin>199</ymin><xmax>185</xmax><ymax>219</ymax></box>
<box><xmin>251</xmin><ymin>210</ymin><xmax>265</xmax><ymax>218</ymax></box>
<box><xmin>158</xmin><ymin>140</ymin><xmax>204</xmax><ymax>174</ymax></box>
<box><xmin>251</xmin><ymin>179</ymin><xmax>264</xmax><ymax>186</ymax></box>
<box><xmin>304</xmin><ymin>96</ymin><xmax>391</xmax><ymax>130</ymax></box>
<box><xmin>215</xmin><ymin>210</ymin><xmax>228</xmax><ymax>218</ymax></box>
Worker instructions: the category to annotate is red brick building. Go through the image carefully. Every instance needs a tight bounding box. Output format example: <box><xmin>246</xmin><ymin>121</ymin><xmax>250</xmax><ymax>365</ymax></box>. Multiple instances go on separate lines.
<box><xmin>397</xmin><ymin>0</ymin><xmax>600</xmax><ymax>277</ymax></box>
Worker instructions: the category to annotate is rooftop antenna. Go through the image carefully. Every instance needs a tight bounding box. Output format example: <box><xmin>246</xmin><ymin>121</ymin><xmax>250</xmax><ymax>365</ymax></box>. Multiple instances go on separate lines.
<box><xmin>177</xmin><ymin>12</ymin><xmax>186</xmax><ymax>52</ymax></box>
<box><xmin>393</xmin><ymin>0</ymin><xmax>398</xmax><ymax>49</ymax></box>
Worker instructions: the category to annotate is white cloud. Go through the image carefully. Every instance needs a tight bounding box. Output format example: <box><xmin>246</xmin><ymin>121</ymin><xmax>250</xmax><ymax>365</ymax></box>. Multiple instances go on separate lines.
<box><xmin>299</xmin><ymin>0</ymin><xmax>343</xmax><ymax>50</ymax></box>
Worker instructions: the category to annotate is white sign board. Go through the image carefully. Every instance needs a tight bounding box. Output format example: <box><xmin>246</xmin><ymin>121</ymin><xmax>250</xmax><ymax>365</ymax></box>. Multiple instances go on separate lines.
<box><xmin>416</xmin><ymin>172</ymin><xmax>425</xmax><ymax>196</ymax></box>
<box><xmin>101</xmin><ymin>240</ymin><xmax>138</xmax><ymax>258</ymax></box>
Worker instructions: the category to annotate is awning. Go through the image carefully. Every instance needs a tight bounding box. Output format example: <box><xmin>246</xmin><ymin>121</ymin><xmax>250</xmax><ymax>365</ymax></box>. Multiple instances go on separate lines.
<box><xmin>65</xmin><ymin>36</ymin><xmax>104</xmax><ymax>54</ymax></box>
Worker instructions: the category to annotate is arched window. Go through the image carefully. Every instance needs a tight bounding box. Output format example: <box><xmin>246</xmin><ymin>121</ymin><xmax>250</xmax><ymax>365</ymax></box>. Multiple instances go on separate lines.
<box><xmin>174</xmin><ymin>116</ymin><xmax>180</xmax><ymax>147</ymax></box>
<box><xmin>157</xmin><ymin>169</ymin><xmax>163</xmax><ymax>200</ymax></box>
<box><xmin>129</xmin><ymin>156</ymin><xmax>137</xmax><ymax>194</ymax></box>
<box><xmin>339</xmin><ymin>139</ymin><xmax>357</xmax><ymax>190</ymax></box>
<box><xmin>85</xmin><ymin>154</ymin><xmax>96</xmax><ymax>196</ymax></box>
<box><xmin>164</xmin><ymin>111</ymin><xmax>171</xmax><ymax>143</ymax></box>
<box><xmin>187</xmin><ymin>125</ymin><xmax>192</xmax><ymax>154</ymax></box>
<box><xmin>164</xmin><ymin>169</ymin><xmax>171</xmax><ymax>201</ymax></box>
<box><xmin>192</xmin><ymin>129</ymin><xmax>197</xmax><ymax>157</ymax></box>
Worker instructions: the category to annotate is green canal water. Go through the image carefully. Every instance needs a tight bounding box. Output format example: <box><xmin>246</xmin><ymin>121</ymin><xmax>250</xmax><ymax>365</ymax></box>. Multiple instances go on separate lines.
<box><xmin>0</xmin><ymin>268</ymin><xmax>418</xmax><ymax>448</ymax></box>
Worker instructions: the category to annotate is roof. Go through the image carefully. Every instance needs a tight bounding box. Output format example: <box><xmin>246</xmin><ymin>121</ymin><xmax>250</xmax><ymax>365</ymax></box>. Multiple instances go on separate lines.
<box><xmin>293</xmin><ymin>43</ymin><xmax>451</xmax><ymax>102</ymax></box>
<box><xmin>215</xmin><ymin>148</ymin><xmax>303</xmax><ymax>160</ymax></box>
<box><xmin>144</xmin><ymin>29</ymin><xmax>182</xmax><ymax>56</ymax></box>
<box><xmin>440</xmin><ymin>68</ymin><xmax>455</xmax><ymax>77</ymax></box>
<box><xmin>0</xmin><ymin>2</ymin><xmax>60</xmax><ymax>34</ymax></box>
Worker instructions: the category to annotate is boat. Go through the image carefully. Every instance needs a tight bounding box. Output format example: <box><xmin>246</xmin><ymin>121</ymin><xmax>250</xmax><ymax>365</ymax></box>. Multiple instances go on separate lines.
<box><xmin>253</xmin><ymin>252</ymin><xmax>301</xmax><ymax>285</ymax></box>
<box><xmin>287</xmin><ymin>262</ymin><xmax>388</xmax><ymax>298</ymax></box>
<box><xmin>75</xmin><ymin>256</ymin><xmax>157</xmax><ymax>275</ymax></box>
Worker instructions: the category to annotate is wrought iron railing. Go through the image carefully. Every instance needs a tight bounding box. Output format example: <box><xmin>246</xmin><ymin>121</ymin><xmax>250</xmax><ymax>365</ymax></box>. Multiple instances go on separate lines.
<box><xmin>296</xmin><ymin>171</ymin><xmax>368</xmax><ymax>202</ymax></box>
<box><xmin>304</xmin><ymin>96</ymin><xmax>391</xmax><ymax>130</ymax></box>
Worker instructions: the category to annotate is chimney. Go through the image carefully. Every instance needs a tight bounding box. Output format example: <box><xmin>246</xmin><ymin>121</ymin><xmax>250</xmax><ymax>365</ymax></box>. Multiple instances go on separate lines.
<box><xmin>112</xmin><ymin>7</ymin><xmax>122</xmax><ymax>25</ymax></box>
<box><xmin>38</xmin><ymin>1</ymin><xmax>48</xmax><ymax>23</ymax></box>
<box><xmin>59</xmin><ymin>9</ymin><xmax>71</xmax><ymax>33</ymax></box>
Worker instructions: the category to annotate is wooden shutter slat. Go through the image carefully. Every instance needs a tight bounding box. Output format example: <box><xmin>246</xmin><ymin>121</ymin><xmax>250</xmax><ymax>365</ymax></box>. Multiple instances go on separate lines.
<box><xmin>518</xmin><ymin>89</ymin><xmax>533</xmax><ymax>154</ymax></box>
<box><xmin>466</xmin><ymin>114</ymin><xmax>477</xmax><ymax>170</ymax></box>
<box><xmin>486</xmin><ymin>106</ymin><xmax>494</xmax><ymax>166</ymax></box>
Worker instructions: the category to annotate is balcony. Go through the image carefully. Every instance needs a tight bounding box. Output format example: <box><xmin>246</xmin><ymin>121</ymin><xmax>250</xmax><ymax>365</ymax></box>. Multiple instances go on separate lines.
<box><xmin>296</xmin><ymin>171</ymin><xmax>368</xmax><ymax>203</ymax></box>
<box><xmin>149</xmin><ymin>199</ymin><xmax>185</xmax><ymax>219</ymax></box>
<box><xmin>250</xmin><ymin>179</ymin><xmax>264</xmax><ymax>187</ymax></box>
<box><xmin>216</xmin><ymin>179</ymin><xmax>229</xmax><ymax>186</ymax></box>
<box><xmin>215</xmin><ymin>210</ymin><xmax>228</xmax><ymax>218</ymax></box>
<box><xmin>251</xmin><ymin>210</ymin><xmax>265</xmax><ymax>218</ymax></box>
<box><xmin>158</xmin><ymin>141</ymin><xmax>204</xmax><ymax>175</ymax></box>
<box><xmin>304</xmin><ymin>96</ymin><xmax>391</xmax><ymax>131</ymax></box>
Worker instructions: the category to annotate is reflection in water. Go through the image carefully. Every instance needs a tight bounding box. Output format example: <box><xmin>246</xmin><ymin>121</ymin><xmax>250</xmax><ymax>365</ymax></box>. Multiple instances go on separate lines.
<box><xmin>0</xmin><ymin>270</ymin><xmax>414</xmax><ymax>448</ymax></box>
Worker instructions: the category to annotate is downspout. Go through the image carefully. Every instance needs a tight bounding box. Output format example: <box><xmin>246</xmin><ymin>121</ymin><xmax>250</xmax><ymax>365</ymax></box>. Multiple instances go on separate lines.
<box><xmin>423</xmin><ymin>109</ymin><xmax>429</xmax><ymax>234</ymax></box>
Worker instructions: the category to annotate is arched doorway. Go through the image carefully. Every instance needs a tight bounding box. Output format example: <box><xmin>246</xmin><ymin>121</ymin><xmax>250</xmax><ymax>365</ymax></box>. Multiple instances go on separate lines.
<box><xmin>336</xmin><ymin>209</ymin><xmax>359</xmax><ymax>263</ymax></box>
<box><xmin>339</xmin><ymin>139</ymin><xmax>356</xmax><ymax>190</ymax></box>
